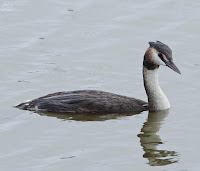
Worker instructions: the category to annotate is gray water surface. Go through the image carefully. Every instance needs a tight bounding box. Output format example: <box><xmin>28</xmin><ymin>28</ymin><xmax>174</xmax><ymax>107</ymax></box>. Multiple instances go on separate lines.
<box><xmin>0</xmin><ymin>0</ymin><xmax>200</xmax><ymax>171</ymax></box>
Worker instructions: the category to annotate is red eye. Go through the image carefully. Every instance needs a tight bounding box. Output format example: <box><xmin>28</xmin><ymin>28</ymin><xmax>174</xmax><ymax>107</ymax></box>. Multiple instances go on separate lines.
<box><xmin>158</xmin><ymin>53</ymin><xmax>163</xmax><ymax>58</ymax></box>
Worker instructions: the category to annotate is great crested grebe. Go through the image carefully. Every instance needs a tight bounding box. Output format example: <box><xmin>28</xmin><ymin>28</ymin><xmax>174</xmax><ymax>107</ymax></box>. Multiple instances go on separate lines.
<box><xmin>16</xmin><ymin>41</ymin><xmax>181</xmax><ymax>114</ymax></box>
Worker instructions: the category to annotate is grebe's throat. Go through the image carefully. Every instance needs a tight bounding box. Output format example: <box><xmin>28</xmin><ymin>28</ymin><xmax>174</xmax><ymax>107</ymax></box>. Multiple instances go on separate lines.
<box><xmin>143</xmin><ymin>63</ymin><xmax>170</xmax><ymax>111</ymax></box>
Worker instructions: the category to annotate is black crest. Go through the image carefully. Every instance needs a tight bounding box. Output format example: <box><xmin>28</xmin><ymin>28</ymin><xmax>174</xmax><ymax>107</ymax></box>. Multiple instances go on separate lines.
<box><xmin>149</xmin><ymin>41</ymin><xmax>172</xmax><ymax>60</ymax></box>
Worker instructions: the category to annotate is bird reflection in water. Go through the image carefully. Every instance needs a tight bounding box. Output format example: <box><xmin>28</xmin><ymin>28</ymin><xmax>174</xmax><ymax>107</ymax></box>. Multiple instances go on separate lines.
<box><xmin>36</xmin><ymin>109</ymin><xmax>179</xmax><ymax>166</ymax></box>
<box><xmin>138</xmin><ymin>110</ymin><xmax>179</xmax><ymax>166</ymax></box>
<box><xmin>36</xmin><ymin>111</ymin><xmax>141</xmax><ymax>121</ymax></box>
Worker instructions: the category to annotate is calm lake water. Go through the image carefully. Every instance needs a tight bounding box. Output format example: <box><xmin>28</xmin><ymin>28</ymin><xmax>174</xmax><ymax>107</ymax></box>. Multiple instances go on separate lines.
<box><xmin>0</xmin><ymin>0</ymin><xmax>200</xmax><ymax>170</ymax></box>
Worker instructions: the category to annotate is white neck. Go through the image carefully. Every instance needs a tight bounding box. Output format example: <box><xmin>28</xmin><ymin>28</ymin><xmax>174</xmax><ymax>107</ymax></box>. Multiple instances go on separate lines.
<box><xmin>143</xmin><ymin>66</ymin><xmax>170</xmax><ymax>111</ymax></box>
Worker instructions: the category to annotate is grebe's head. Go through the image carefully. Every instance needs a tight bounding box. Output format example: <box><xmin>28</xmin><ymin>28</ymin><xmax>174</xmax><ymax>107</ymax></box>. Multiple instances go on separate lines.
<box><xmin>144</xmin><ymin>41</ymin><xmax>181</xmax><ymax>74</ymax></box>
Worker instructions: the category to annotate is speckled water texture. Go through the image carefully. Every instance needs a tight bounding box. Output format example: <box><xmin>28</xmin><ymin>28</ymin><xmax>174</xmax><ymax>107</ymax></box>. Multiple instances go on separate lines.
<box><xmin>0</xmin><ymin>0</ymin><xmax>200</xmax><ymax>170</ymax></box>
